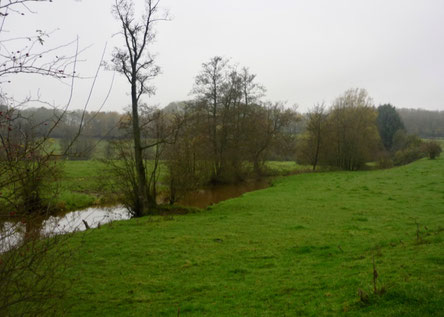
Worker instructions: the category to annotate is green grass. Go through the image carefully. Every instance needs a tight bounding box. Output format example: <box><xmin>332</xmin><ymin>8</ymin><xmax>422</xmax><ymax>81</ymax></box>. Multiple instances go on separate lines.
<box><xmin>56</xmin><ymin>160</ymin><xmax>111</xmax><ymax>210</ymax></box>
<box><xmin>59</xmin><ymin>157</ymin><xmax>444</xmax><ymax>316</ymax></box>
<box><xmin>265</xmin><ymin>161</ymin><xmax>308</xmax><ymax>174</ymax></box>
<box><xmin>57</xmin><ymin>160</ymin><xmax>170</xmax><ymax>210</ymax></box>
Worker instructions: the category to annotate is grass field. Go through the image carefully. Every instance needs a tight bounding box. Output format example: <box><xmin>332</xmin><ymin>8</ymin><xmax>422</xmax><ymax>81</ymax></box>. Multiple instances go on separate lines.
<box><xmin>57</xmin><ymin>160</ymin><xmax>111</xmax><ymax>210</ymax></box>
<box><xmin>59</xmin><ymin>157</ymin><xmax>444</xmax><ymax>316</ymax></box>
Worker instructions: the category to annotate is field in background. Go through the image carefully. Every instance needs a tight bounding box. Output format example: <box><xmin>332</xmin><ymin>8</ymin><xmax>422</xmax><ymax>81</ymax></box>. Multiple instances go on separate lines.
<box><xmin>435</xmin><ymin>138</ymin><xmax>444</xmax><ymax>147</ymax></box>
<box><xmin>60</xmin><ymin>157</ymin><xmax>444</xmax><ymax>316</ymax></box>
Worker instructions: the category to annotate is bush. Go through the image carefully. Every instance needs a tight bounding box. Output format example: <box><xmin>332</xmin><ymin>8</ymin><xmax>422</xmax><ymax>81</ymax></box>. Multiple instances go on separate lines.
<box><xmin>423</xmin><ymin>141</ymin><xmax>442</xmax><ymax>160</ymax></box>
<box><xmin>377</xmin><ymin>155</ymin><xmax>394</xmax><ymax>169</ymax></box>
<box><xmin>393</xmin><ymin>146</ymin><xmax>426</xmax><ymax>166</ymax></box>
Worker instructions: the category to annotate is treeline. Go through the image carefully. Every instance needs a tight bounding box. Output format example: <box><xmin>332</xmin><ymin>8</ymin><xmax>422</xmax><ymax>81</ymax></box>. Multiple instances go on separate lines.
<box><xmin>0</xmin><ymin>105</ymin><xmax>125</xmax><ymax>158</ymax></box>
<box><xmin>297</xmin><ymin>96</ymin><xmax>442</xmax><ymax>171</ymax></box>
<box><xmin>0</xmin><ymin>106</ymin><xmax>124</xmax><ymax>139</ymax></box>
<box><xmin>397</xmin><ymin>108</ymin><xmax>444</xmax><ymax>138</ymax></box>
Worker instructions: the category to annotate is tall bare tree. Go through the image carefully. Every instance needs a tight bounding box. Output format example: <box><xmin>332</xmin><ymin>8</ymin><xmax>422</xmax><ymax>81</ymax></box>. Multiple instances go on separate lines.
<box><xmin>112</xmin><ymin>0</ymin><xmax>168</xmax><ymax>216</ymax></box>
<box><xmin>192</xmin><ymin>56</ymin><xmax>229</xmax><ymax>180</ymax></box>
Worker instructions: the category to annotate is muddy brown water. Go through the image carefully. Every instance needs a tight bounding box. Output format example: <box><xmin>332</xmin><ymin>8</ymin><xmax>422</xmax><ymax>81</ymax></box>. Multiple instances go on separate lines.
<box><xmin>171</xmin><ymin>178</ymin><xmax>271</xmax><ymax>209</ymax></box>
<box><xmin>1</xmin><ymin>178</ymin><xmax>272</xmax><ymax>251</ymax></box>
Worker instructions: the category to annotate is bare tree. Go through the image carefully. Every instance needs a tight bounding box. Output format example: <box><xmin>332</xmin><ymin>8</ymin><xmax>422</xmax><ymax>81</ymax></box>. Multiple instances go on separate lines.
<box><xmin>0</xmin><ymin>0</ymin><xmax>83</xmax><ymax>83</ymax></box>
<box><xmin>106</xmin><ymin>105</ymin><xmax>182</xmax><ymax>216</ymax></box>
<box><xmin>0</xmin><ymin>1</ymin><xmax>109</xmax><ymax>314</ymax></box>
<box><xmin>304</xmin><ymin>103</ymin><xmax>326</xmax><ymax>171</ymax></box>
<box><xmin>247</xmin><ymin>102</ymin><xmax>298</xmax><ymax>175</ymax></box>
<box><xmin>192</xmin><ymin>56</ymin><xmax>229</xmax><ymax>180</ymax></box>
<box><xmin>111</xmin><ymin>0</ymin><xmax>168</xmax><ymax>217</ymax></box>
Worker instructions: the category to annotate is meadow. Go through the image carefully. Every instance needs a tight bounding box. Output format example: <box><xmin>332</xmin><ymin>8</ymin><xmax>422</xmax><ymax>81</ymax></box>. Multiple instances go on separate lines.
<box><xmin>59</xmin><ymin>157</ymin><xmax>444</xmax><ymax>316</ymax></box>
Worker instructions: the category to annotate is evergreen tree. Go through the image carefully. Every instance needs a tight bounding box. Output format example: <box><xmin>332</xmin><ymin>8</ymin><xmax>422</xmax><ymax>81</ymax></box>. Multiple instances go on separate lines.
<box><xmin>377</xmin><ymin>104</ymin><xmax>405</xmax><ymax>150</ymax></box>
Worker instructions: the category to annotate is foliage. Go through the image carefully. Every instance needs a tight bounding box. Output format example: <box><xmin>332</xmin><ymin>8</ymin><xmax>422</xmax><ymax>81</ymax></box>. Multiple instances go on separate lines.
<box><xmin>393</xmin><ymin>147</ymin><xmax>425</xmax><ymax>166</ymax></box>
<box><xmin>423</xmin><ymin>140</ymin><xmax>442</xmax><ymax>159</ymax></box>
<box><xmin>377</xmin><ymin>104</ymin><xmax>405</xmax><ymax>150</ymax></box>
<box><xmin>298</xmin><ymin>89</ymin><xmax>381</xmax><ymax>171</ymax></box>
<box><xmin>324</xmin><ymin>89</ymin><xmax>381</xmax><ymax>170</ymax></box>
<box><xmin>391</xmin><ymin>130</ymin><xmax>426</xmax><ymax>166</ymax></box>
<box><xmin>376</xmin><ymin>153</ymin><xmax>394</xmax><ymax>169</ymax></box>
<box><xmin>56</xmin><ymin>157</ymin><xmax>444</xmax><ymax>316</ymax></box>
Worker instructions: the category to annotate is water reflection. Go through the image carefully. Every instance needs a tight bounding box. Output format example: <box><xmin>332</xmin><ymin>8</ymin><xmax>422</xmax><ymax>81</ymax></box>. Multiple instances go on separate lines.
<box><xmin>178</xmin><ymin>178</ymin><xmax>271</xmax><ymax>208</ymax></box>
<box><xmin>1</xmin><ymin>207</ymin><xmax>130</xmax><ymax>252</ymax></box>
<box><xmin>0</xmin><ymin>222</ymin><xmax>25</xmax><ymax>253</ymax></box>
<box><xmin>42</xmin><ymin>205</ymin><xmax>131</xmax><ymax>235</ymax></box>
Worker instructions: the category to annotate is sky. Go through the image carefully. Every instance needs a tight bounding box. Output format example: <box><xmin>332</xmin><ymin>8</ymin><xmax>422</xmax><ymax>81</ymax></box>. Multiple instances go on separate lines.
<box><xmin>3</xmin><ymin>0</ymin><xmax>444</xmax><ymax>113</ymax></box>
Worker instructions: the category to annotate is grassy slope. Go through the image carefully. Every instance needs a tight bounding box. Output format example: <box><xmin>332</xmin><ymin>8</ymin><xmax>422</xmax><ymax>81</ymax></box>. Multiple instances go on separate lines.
<box><xmin>62</xmin><ymin>158</ymin><xmax>444</xmax><ymax>316</ymax></box>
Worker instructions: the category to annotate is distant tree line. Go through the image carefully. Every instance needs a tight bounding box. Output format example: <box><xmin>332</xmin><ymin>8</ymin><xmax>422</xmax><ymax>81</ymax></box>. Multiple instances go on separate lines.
<box><xmin>397</xmin><ymin>108</ymin><xmax>444</xmax><ymax>138</ymax></box>
<box><xmin>0</xmin><ymin>106</ymin><xmax>123</xmax><ymax>139</ymax></box>
<box><xmin>0</xmin><ymin>104</ymin><xmax>125</xmax><ymax>159</ymax></box>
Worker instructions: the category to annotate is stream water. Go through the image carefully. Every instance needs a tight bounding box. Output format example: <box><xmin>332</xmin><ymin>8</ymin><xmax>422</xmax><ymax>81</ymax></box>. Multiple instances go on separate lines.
<box><xmin>1</xmin><ymin>178</ymin><xmax>271</xmax><ymax>251</ymax></box>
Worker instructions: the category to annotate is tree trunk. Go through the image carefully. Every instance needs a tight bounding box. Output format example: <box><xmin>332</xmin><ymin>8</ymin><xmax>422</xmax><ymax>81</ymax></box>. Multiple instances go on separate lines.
<box><xmin>312</xmin><ymin>135</ymin><xmax>320</xmax><ymax>171</ymax></box>
<box><xmin>131</xmin><ymin>80</ymin><xmax>147</xmax><ymax>217</ymax></box>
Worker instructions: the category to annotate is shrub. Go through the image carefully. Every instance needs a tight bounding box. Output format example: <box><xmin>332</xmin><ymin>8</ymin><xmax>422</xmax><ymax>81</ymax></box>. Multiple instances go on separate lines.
<box><xmin>393</xmin><ymin>146</ymin><xmax>426</xmax><ymax>166</ymax></box>
<box><xmin>377</xmin><ymin>155</ymin><xmax>394</xmax><ymax>169</ymax></box>
<box><xmin>423</xmin><ymin>140</ymin><xmax>442</xmax><ymax>160</ymax></box>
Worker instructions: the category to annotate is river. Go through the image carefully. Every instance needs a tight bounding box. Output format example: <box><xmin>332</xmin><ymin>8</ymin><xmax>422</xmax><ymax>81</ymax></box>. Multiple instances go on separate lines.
<box><xmin>0</xmin><ymin>178</ymin><xmax>271</xmax><ymax>251</ymax></box>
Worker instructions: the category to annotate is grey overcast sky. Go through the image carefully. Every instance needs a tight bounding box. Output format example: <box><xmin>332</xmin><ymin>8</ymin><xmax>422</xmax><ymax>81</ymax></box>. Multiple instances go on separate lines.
<box><xmin>4</xmin><ymin>0</ymin><xmax>444</xmax><ymax>112</ymax></box>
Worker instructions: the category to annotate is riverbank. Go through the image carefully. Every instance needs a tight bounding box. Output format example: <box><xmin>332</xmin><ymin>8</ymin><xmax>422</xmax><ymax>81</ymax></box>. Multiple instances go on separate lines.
<box><xmin>58</xmin><ymin>157</ymin><xmax>444</xmax><ymax>316</ymax></box>
<box><xmin>57</xmin><ymin>160</ymin><xmax>306</xmax><ymax>211</ymax></box>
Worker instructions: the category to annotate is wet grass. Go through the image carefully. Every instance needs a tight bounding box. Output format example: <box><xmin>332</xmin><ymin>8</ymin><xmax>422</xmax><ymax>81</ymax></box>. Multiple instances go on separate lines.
<box><xmin>59</xmin><ymin>157</ymin><xmax>444</xmax><ymax>316</ymax></box>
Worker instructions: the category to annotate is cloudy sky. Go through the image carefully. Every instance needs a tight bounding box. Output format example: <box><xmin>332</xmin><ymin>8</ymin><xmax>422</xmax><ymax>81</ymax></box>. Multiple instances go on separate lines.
<box><xmin>4</xmin><ymin>0</ymin><xmax>444</xmax><ymax>112</ymax></box>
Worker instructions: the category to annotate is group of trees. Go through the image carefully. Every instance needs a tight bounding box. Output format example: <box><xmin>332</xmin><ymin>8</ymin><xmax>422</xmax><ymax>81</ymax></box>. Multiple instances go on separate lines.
<box><xmin>188</xmin><ymin>56</ymin><xmax>298</xmax><ymax>182</ymax></box>
<box><xmin>162</xmin><ymin>57</ymin><xmax>298</xmax><ymax>201</ymax></box>
<box><xmin>298</xmin><ymin>89</ymin><xmax>381</xmax><ymax>171</ymax></box>
<box><xmin>108</xmin><ymin>55</ymin><xmax>299</xmax><ymax>214</ymax></box>
<box><xmin>298</xmin><ymin>90</ymin><xmax>442</xmax><ymax>171</ymax></box>
<box><xmin>105</xmin><ymin>0</ymin><xmax>299</xmax><ymax>216</ymax></box>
